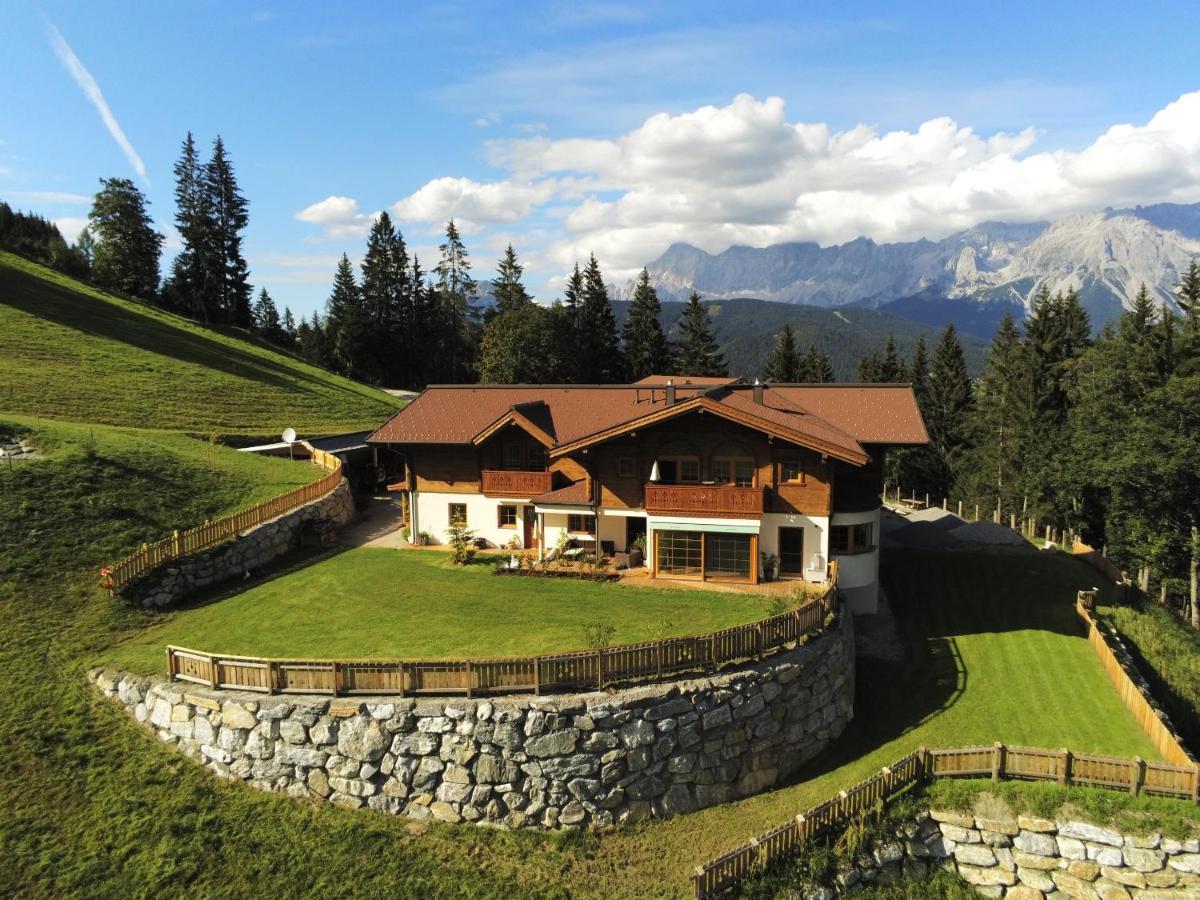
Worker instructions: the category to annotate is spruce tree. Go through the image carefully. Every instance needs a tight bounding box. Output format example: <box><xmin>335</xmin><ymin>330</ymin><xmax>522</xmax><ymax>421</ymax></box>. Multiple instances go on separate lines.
<box><xmin>797</xmin><ymin>343</ymin><xmax>835</xmax><ymax>383</ymax></box>
<box><xmin>172</xmin><ymin>132</ymin><xmax>217</xmax><ymax>321</ymax></box>
<box><xmin>857</xmin><ymin>335</ymin><xmax>905</xmax><ymax>382</ymax></box>
<box><xmin>763</xmin><ymin>324</ymin><xmax>800</xmax><ymax>382</ymax></box>
<box><xmin>674</xmin><ymin>292</ymin><xmax>726</xmax><ymax>377</ymax></box>
<box><xmin>204</xmin><ymin>136</ymin><xmax>252</xmax><ymax>326</ymax></box>
<box><xmin>87</xmin><ymin>177</ymin><xmax>164</xmax><ymax>300</ymax></box>
<box><xmin>1177</xmin><ymin>259</ymin><xmax>1200</xmax><ymax>359</ymax></box>
<box><xmin>621</xmin><ymin>268</ymin><xmax>672</xmax><ymax>380</ymax></box>
<box><xmin>359</xmin><ymin>212</ymin><xmax>408</xmax><ymax>384</ymax></box>
<box><xmin>958</xmin><ymin>312</ymin><xmax>1030</xmax><ymax>514</ymax></box>
<box><xmin>252</xmin><ymin>287</ymin><xmax>282</xmax><ymax>341</ymax></box>
<box><xmin>555</xmin><ymin>262</ymin><xmax>586</xmax><ymax>382</ymax></box>
<box><xmin>281</xmin><ymin>307</ymin><xmax>297</xmax><ymax>347</ymax></box>
<box><xmin>925</xmin><ymin>324</ymin><xmax>973</xmax><ymax>497</ymax></box>
<box><xmin>492</xmin><ymin>244</ymin><xmax>533</xmax><ymax>316</ymax></box>
<box><xmin>909</xmin><ymin>335</ymin><xmax>930</xmax><ymax>406</ymax></box>
<box><xmin>576</xmin><ymin>254</ymin><xmax>623</xmax><ymax>382</ymax></box>
<box><xmin>478</xmin><ymin>304</ymin><xmax>564</xmax><ymax>384</ymax></box>
<box><xmin>325</xmin><ymin>254</ymin><xmax>365</xmax><ymax>376</ymax></box>
<box><xmin>433</xmin><ymin>220</ymin><xmax>479</xmax><ymax>382</ymax></box>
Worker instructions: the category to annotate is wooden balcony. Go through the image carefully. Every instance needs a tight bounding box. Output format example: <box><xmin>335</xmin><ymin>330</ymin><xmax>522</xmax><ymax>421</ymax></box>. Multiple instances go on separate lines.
<box><xmin>481</xmin><ymin>469</ymin><xmax>552</xmax><ymax>498</ymax></box>
<box><xmin>643</xmin><ymin>483</ymin><xmax>764</xmax><ymax>518</ymax></box>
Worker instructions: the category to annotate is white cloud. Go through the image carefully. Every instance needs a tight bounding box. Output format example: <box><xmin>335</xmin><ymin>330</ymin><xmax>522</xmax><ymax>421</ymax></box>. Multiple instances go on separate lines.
<box><xmin>45</xmin><ymin>21</ymin><xmax>148</xmax><ymax>184</ymax></box>
<box><xmin>10</xmin><ymin>190</ymin><xmax>91</xmax><ymax>206</ymax></box>
<box><xmin>54</xmin><ymin>216</ymin><xmax>88</xmax><ymax>244</ymax></box>
<box><xmin>474</xmin><ymin>112</ymin><xmax>502</xmax><ymax>128</ymax></box>
<box><xmin>391</xmin><ymin>177</ymin><xmax>556</xmax><ymax>233</ymax></box>
<box><xmin>294</xmin><ymin>195</ymin><xmax>379</xmax><ymax>238</ymax></box>
<box><xmin>295</xmin><ymin>91</ymin><xmax>1200</xmax><ymax>293</ymax></box>
<box><xmin>469</xmin><ymin>90</ymin><xmax>1200</xmax><ymax>283</ymax></box>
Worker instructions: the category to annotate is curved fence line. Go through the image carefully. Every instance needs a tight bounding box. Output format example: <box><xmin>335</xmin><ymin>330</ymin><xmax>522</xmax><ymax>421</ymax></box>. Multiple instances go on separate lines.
<box><xmin>163</xmin><ymin>586</ymin><xmax>838</xmax><ymax>698</ymax></box>
<box><xmin>693</xmin><ymin>743</ymin><xmax>1200</xmax><ymax>898</ymax></box>
<box><xmin>106</xmin><ymin>447</ymin><xmax>343</xmax><ymax>594</ymax></box>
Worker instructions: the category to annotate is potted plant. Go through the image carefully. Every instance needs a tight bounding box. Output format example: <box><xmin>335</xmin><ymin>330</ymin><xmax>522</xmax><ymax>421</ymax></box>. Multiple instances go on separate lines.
<box><xmin>629</xmin><ymin>534</ymin><xmax>646</xmax><ymax>568</ymax></box>
<box><xmin>760</xmin><ymin>552</ymin><xmax>781</xmax><ymax>582</ymax></box>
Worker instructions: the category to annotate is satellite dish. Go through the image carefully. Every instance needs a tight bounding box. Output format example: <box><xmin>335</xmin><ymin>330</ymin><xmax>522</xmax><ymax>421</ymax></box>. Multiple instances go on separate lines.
<box><xmin>281</xmin><ymin>427</ymin><xmax>297</xmax><ymax>444</ymax></box>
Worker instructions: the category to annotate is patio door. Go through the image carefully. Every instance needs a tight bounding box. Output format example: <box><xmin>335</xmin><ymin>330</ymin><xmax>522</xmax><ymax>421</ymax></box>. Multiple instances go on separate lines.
<box><xmin>778</xmin><ymin>527</ymin><xmax>805</xmax><ymax>575</ymax></box>
<box><xmin>523</xmin><ymin>505</ymin><xmax>536</xmax><ymax>549</ymax></box>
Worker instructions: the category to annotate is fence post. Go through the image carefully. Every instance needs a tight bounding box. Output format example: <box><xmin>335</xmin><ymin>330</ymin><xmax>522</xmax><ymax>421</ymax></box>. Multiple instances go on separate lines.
<box><xmin>209</xmin><ymin>654</ymin><xmax>218</xmax><ymax>689</ymax></box>
<box><xmin>656</xmin><ymin>640</ymin><xmax>663</xmax><ymax>679</ymax></box>
<box><xmin>975</xmin><ymin>504</ymin><xmax>980</xmax><ymax>522</ymax></box>
<box><xmin>596</xmin><ymin>649</ymin><xmax>604</xmax><ymax>690</ymax></box>
<box><xmin>165</xmin><ymin>646</ymin><xmax>175</xmax><ymax>681</ymax></box>
<box><xmin>465</xmin><ymin>660</ymin><xmax>473</xmax><ymax>699</ymax></box>
<box><xmin>1059</xmin><ymin>748</ymin><xmax>1071</xmax><ymax>785</ymax></box>
<box><xmin>1192</xmin><ymin>764</ymin><xmax>1199</xmax><ymax>805</ymax></box>
<box><xmin>330</xmin><ymin>661</ymin><xmax>340</xmax><ymax>696</ymax></box>
<box><xmin>992</xmin><ymin>742</ymin><xmax>1005</xmax><ymax>781</ymax></box>
<box><xmin>172</xmin><ymin>529</ymin><xmax>181</xmax><ymax>557</ymax></box>
<box><xmin>1130</xmin><ymin>757</ymin><xmax>1145</xmax><ymax>797</ymax></box>
<box><xmin>533</xmin><ymin>657</ymin><xmax>540</xmax><ymax>696</ymax></box>
<box><xmin>917</xmin><ymin>746</ymin><xmax>928</xmax><ymax>780</ymax></box>
<box><xmin>957</xmin><ymin>500</ymin><xmax>963</xmax><ymax>518</ymax></box>
<box><xmin>756</xmin><ymin>621</ymin><xmax>764</xmax><ymax>661</ymax></box>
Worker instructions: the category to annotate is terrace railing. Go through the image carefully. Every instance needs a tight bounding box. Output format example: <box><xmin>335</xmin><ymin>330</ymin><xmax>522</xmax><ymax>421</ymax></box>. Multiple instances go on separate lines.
<box><xmin>693</xmin><ymin>743</ymin><xmax>1200</xmax><ymax>898</ymax></box>
<box><xmin>480</xmin><ymin>469</ymin><xmax>553</xmax><ymax>498</ymax></box>
<box><xmin>164</xmin><ymin>584</ymin><xmax>837</xmax><ymax>698</ymax></box>
<box><xmin>644</xmin><ymin>483</ymin><xmax>764</xmax><ymax>518</ymax></box>
<box><xmin>106</xmin><ymin>448</ymin><xmax>343</xmax><ymax>594</ymax></box>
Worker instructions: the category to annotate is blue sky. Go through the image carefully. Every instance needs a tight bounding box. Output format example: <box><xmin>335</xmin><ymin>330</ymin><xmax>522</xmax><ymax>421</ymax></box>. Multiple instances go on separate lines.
<box><xmin>3</xmin><ymin>1</ymin><xmax>1200</xmax><ymax>317</ymax></box>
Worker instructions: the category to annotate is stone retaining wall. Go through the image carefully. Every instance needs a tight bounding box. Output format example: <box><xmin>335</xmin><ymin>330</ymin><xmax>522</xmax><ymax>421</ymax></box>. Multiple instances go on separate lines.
<box><xmin>828</xmin><ymin>808</ymin><xmax>1200</xmax><ymax>899</ymax></box>
<box><xmin>132</xmin><ymin>480</ymin><xmax>355</xmax><ymax>608</ymax></box>
<box><xmin>91</xmin><ymin>608</ymin><xmax>854</xmax><ymax>830</ymax></box>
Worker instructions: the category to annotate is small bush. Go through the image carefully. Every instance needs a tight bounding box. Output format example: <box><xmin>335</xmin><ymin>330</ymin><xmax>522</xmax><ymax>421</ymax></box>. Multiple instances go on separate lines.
<box><xmin>582</xmin><ymin>621</ymin><xmax>616</xmax><ymax>650</ymax></box>
<box><xmin>445</xmin><ymin>521</ymin><xmax>477</xmax><ymax>564</ymax></box>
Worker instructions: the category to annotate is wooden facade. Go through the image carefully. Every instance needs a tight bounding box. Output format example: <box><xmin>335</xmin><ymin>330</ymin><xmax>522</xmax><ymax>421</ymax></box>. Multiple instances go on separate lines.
<box><xmin>406</xmin><ymin>409</ymin><xmax>844</xmax><ymax>512</ymax></box>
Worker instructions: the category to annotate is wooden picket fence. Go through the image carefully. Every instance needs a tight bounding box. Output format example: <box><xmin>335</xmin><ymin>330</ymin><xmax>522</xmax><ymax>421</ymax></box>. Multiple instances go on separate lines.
<box><xmin>693</xmin><ymin>743</ymin><xmax>1200</xmax><ymax>898</ymax></box>
<box><xmin>1075</xmin><ymin>592</ymin><xmax>1194</xmax><ymax>766</ymax></box>
<box><xmin>164</xmin><ymin>588</ymin><xmax>836</xmax><ymax>697</ymax></box>
<box><xmin>106</xmin><ymin>448</ymin><xmax>343</xmax><ymax>594</ymax></box>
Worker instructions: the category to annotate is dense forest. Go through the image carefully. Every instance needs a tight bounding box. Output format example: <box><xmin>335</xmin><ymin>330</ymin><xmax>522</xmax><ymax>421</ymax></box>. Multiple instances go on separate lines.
<box><xmin>4</xmin><ymin>142</ymin><xmax>1198</xmax><ymax>626</ymax></box>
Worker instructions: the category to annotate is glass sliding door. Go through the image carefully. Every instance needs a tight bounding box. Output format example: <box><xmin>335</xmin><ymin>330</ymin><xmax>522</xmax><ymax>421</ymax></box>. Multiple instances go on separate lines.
<box><xmin>656</xmin><ymin>530</ymin><xmax>702</xmax><ymax>577</ymax></box>
<box><xmin>704</xmin><ymin>533</ymin><xmax>752</xmax><ymax>580</ymax></box>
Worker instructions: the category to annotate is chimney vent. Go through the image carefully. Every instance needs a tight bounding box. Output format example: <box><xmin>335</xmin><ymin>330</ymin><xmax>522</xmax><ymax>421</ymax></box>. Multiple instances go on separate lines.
<box><xmin>665</xmin><ymin>379</ymin><xmax>676</xmax><ymax>405</ymax></box>
<box><xmin>753</xmin><ymin>378</ymin><xmax>764</xmax><ymax>404</ymax></box>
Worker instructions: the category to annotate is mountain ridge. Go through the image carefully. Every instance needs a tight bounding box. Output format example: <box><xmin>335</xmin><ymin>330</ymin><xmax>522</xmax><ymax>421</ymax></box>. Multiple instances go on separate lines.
<box><xmin>624</xmin><ymin>203</ymin><xmax>1200</xmax><ymax>328</ymax></box>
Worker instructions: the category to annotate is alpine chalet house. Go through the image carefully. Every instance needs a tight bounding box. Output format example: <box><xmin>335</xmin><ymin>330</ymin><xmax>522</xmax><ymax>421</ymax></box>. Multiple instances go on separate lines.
<box><xmin>368</xmin><ymin>377</ymin><xmax>927</xmax><ymax>613</ymax></box>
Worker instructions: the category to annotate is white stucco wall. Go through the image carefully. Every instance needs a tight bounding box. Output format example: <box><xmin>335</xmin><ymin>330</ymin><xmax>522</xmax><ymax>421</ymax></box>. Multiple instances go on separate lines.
<box><xmin>830</xmin><ymin>506</ymin><xmax>882</xmax><ymax>614</ymax></box>
<box><xmin>759</xmin><ymin>513</ymin><xmax>830</xmax><ymax>583</ymax></box>
<box><xmin>412</xmin><ymin>491</ymin><xmax>533</xmax><ymax>549</ymax></box>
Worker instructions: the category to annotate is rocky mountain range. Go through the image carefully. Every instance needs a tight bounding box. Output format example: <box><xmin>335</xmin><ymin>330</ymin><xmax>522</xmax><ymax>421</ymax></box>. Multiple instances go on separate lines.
<box><xmin>626</xmin><ymin>203</ymin><xmax>1200</xmax><ymax>333</ymax></box>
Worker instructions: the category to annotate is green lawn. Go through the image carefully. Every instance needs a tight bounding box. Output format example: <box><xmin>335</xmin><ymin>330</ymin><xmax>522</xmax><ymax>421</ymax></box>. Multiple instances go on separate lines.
<box><xmin>0</xmin><ymin>411</ymin><xmax>1179</xmax><ymax>899</ymax></box>
<box><xmin>0</xmin><ymin>252</ymin><xmax>400</xmax><ymax>433</ymax></box>
<box><xmin>102</xmin><ymin>547</ymin><xmax>776</xmax><ymax>672</ymax></box>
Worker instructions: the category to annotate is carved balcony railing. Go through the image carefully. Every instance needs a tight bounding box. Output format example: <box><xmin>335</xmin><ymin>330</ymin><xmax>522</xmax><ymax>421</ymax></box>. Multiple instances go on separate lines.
<box><xmin>481</xmin><ymin>469</ymin><xmax>553</xmax><ymax>498</ymax></box>
<box><xmin>644</xmin><ymin>483</ymin><xmax>764</xmax><ymax>518</ymax></box>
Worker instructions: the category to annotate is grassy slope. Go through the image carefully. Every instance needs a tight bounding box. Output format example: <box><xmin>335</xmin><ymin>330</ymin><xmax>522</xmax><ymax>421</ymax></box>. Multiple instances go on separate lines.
<box><xmin>102</xmin><ymin>548</ymin><xmax>779</xmax><ymax>671</ymax></box>
<box><xmin>0</xmin><ymin>252</ymin><xmax>399</xmax><ymax>433</ymax></box>
<box><xmin>1099</xmin><ymin>598</ymin><xmax>1200</xmax><ymax>753</ymax></box>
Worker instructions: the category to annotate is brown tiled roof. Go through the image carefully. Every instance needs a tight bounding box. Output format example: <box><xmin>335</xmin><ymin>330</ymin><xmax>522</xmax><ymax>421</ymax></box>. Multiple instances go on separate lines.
<box><xmin>632</xmin><ymin>374</ymin><xmax>741</xmax><ymax>387</ymax></box>
<box><xmin>367</xmin><ymin>382</ymin><xmax>928</xmax><ymax>461</ymax></box>
<box><xmin>531</xmin><ymin>480</ymin><xmax>591</xmax><ymax>506</ymax></box>
<box><xmin>766</xmin><ymin>385</ymin><xmax>930</xmax><ymax>445</ymax></box>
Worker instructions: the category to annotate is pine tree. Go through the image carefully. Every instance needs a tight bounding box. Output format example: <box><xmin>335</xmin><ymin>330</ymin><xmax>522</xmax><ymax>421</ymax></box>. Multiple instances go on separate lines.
<box><xmin>252</xmin><ymin>288</ymin><xmax>282</xmax><ymax>342</ymax></box>
<box><xmin>762</xmin><ymin>324</ymin><xmax>800</xmax><ymax>382</ymax></box>
<box><xmin>556</xmin><ymin>262</ymin><xmax>586</xmax><ymax>381</ymax></box>
<box><xmin>325</xmin><ymin>254</ymin><xmax>365</xmax><ymax>376</ymax></box>
<box><xmin>909</xmin><ymin>335</ymin><xmax>930</xmax><ymax>406</ymax></box>
<box><xmin>491</xmin><ymin>244</ymin><xmax>533</xmax><ymax>317</ymax></box>
<box><xmin>621</xmin><ymin>268</ymin><xmax>672</xmax><ymax>380</ymax></box>
<box><xmin>433</xmin><ymin>220</ymin><xmax>479</xmax><ymax>382</ymax></box>
<box><xmin>796</xmin><ymin>343</ymin><xmax>835</xmax><ymax>383</ymax></box>
<box><xmin>478</xmin><ymin>304</ymin><xmax>564</xmax><ymax>384</ymax></box>
<box><xmin>87</xmin><ymin>177</ymin><xmax>164</xmax><ymax>299</ymax></box>
<box><xmin>925</xmin><ymin>324</ymin><xmax>973</xmax><ymax>497</ymax></box>
<box><xmin>857</xmin><ymin>335</ymin><xmax>905</xmax><ymax>382</ymax></box>
<box><xmin>674</xmin><ymin>292</ymin><xmax>726</xmax><ymax>377</ymax></box>
<box><xmin>204</xmin><ymin>136</ymin><xmax>252</xmax><ymax>326</ymax></box>
<box><xmin>172</xmin><ymin>132</ymin><xmax>217</xmax><ymax>321</ymax></box>
<box><xmin>958</xmin><ymin>312</ymin><xmax>1031</xmax><ymax>514</ymax></box>
<box><xmin>281</xmin><ymin>307</ymin><xmax>297</xmax><ymax>347</ymax></box>
<box><xmin>1176</xmin><ymin>259</ymin><xmax>1200</xmax><ymax>338</ymax></box>
<box><xmin>359</xmin><ymin>212</ymin><xmax>408</xmax><ymax>384</ymax></box>
<box><xmin>576</xmin><ymin>254</ymin><xmax>623</xmax><ymax>382</ymax></box>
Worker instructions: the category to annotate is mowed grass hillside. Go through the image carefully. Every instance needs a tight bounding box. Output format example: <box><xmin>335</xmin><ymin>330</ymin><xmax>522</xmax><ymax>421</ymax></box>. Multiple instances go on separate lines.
<box><xmin>102</xmin><ymin>547</ymin><xmax>776</xmax><ymax>671</ymax></box>
<box><xmin>0</xmin><ymin>252</ymin><xmax>399</xmax><ymax>433</ymax></box>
